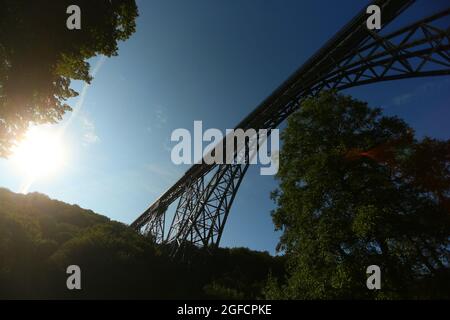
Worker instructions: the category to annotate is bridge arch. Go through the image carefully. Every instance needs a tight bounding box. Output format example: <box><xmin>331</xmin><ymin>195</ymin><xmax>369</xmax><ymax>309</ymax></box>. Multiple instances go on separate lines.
<box><xmin>131</xmin><ymin>1</ymin><xmax>450</xmax><ymax>256</ymax></box>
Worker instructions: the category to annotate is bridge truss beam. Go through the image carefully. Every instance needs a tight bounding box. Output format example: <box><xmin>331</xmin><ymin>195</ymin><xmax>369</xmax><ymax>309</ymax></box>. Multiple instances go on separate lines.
<box><xmin>131</xmin><ymin>1</ymin><xmax>450</xmax><ymax>256</ymax></box>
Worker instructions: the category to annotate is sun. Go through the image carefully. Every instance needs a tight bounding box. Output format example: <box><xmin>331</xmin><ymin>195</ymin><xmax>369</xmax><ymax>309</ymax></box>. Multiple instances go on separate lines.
<box><xmin>11</xmin><ymin>126</ymin><xmax>66</xmax><ymax>180</ymax></box>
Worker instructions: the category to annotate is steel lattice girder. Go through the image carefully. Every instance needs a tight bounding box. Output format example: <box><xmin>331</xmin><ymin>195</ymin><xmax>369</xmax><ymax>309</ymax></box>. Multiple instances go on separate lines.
<box><xmin>169</xmin><ymin>164</ymin><xmax>249</xmax><ymax>256</ymax></box>
<box><xmin>131</xmin><ymin>0</ymin><xmax>450</xmax><ymax>254</ymax></box>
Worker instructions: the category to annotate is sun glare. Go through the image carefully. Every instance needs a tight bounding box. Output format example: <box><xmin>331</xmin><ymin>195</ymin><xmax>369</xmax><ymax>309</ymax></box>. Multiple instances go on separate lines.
<box><xmin>11</xmin><ymin>126</ymin><xmax>66</xmax><ymax>180</ymax></box>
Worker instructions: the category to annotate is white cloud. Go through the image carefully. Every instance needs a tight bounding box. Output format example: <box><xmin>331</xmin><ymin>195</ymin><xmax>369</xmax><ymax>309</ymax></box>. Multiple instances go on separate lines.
<box><xmin>393</xmin><ymin>93</ymin><xmax>413</xmax><ymax>106</ymax></box>
<box><xmin>144</xmin><ymin>163</ymin><xmax>183</xmax><ymax>185</ymax></box>
<box><xmin>387</xmin><ymin>79</ymin><xmax>450</xmax><ymax>108</ymax></box>
<box><xmin>155</xmin><ymin>107</ymin><xmax>167</xmax><ymax>125</ymax></box>
<box><xmin>80</xmin><ymin>116</ymin><xmax>100</xmax><ymax>146</ymax></box>
<box><xmin>147</xmin><ymin>105</ymin><xmax>168</xmax><ymax>132</ymax></box>
<box><xmin>63</xmin><ymin>56</ymin><xmax>106</xmax><ymax>131</ymax></box>
<box><xmin>145</xmin><ymin>163</ymin><xmax>173</xmax><ymax>178</ymax></box>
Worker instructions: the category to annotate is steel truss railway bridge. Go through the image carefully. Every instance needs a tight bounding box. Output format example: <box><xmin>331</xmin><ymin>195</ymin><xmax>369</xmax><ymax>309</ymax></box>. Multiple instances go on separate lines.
<box><xmin>131</xmin><ymin>0</ymin><xmax>450</xmax><ymax>257</ymax></box>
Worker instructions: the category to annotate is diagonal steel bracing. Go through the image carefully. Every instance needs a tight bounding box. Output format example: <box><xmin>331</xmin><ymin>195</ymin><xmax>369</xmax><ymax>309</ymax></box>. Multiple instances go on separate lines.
<box><xmin>131</xmin><ymin>0</ymin><xmax>450</xmax><ymax>256</ymax></box>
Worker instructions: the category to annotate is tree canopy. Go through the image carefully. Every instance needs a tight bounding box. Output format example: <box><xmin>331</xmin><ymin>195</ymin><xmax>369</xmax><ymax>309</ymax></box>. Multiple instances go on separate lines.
<box><xmin>0</xmin><ymin>188</ymin><xmax>284</xmax><ymax>299</ymax></box>
<box><xmin>268</xmin><ymin>91</ymin><xmax>450</xmax><ymax>299</ymax></box>
<box><xmin>0</xmin><ymin>0</ymin><xmax>138</xmax><ymax>157</ymax></box>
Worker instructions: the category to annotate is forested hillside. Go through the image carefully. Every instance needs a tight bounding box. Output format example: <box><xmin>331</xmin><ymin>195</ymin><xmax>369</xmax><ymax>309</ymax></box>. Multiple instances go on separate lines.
<box><xmin>0</xmin><ymin>188</ymin><xmax>285</xmax><ymax>299</ymax></box>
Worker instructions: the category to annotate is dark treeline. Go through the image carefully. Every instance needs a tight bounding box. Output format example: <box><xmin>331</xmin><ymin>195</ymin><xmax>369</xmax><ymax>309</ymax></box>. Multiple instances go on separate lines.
<box><xmin>0</xmin><ymin>188</ymin><xmax>285</xmax><ymax>299</ymax></box>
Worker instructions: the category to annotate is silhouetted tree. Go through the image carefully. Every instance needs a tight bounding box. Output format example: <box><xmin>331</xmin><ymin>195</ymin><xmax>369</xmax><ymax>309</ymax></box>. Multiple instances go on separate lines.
<box><xmin>0</xmin><ymin>0</ymin><xmax>138</xmax><ymax>156</ymax></box>
<box><xmin>269</xmin><ymin>91</ymin><xmax>450</xmax><ymax>299</ymax></box>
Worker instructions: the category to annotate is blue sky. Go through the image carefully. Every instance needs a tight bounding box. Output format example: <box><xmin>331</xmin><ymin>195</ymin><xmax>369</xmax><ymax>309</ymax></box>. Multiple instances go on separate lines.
<box><xmin>0</xmin><ymin>0</ymin><xmax>449</xmax><ymax>254</ymax></box>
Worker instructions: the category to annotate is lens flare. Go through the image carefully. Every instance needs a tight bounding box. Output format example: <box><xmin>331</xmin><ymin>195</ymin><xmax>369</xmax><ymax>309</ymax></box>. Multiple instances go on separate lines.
<box><xmin>11</xmin><ymin>126</ymin><xmax>66</xmax><ymax>183</ymax></box>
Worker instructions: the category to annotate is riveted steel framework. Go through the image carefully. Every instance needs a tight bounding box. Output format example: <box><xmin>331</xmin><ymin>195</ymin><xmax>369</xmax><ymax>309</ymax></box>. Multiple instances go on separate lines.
<box><xmin>131</xmin><ymin>0</ymin><xmax>450</xmax><ymax>256</ymax></box>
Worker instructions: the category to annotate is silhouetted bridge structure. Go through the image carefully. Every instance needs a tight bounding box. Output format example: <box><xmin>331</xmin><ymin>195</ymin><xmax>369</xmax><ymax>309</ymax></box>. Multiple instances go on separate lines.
<box><xmin>131</xmin><ymin>0</ymin><xmax>450</xmax><ymax>256</ymax></box>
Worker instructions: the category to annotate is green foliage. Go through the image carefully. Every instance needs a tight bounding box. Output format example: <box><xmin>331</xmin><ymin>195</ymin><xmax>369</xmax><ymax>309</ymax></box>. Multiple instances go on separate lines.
<box><xmin>0</xmin><ymin>0</ymin><xmax>138</xmax><ymax>157</ymax></box>
<box><xmin>0</xmin><ymin>188</ymin><xmax>109</xmax><ymax>298</ymax></box>
<box><xmin>186</xmin><ymin>247</ymin><xmax>286</xmax><ymax>300</ymax></box>
<box><xmin>204</xmin><ymin>282</ymin><xmax>246</xmax><ymax>300</ymax></box>
<box><xmin>269</xmin><ymin>91</ymin><xmax>450</xmax><ymax>299</ymax></box>
<box><xmin>0</xmin><ymin>188</ymin><xmax>285</xmax><ymax>299</ymax></box>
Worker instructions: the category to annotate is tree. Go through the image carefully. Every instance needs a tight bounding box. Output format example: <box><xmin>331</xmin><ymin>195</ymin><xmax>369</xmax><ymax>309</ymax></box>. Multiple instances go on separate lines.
<box><xmin>0</xmin><ymin>0</ymin><xmax>138</xmax><ymax>157</ymax></box>
<box><xmin>0</xmin><ymin>188</ymin><xmax>284</xmax><ymax>299</ymax></box>
<box><xmin>269</xmin><ymin>91</ymin><xmax>450</xmax><ymax>299</ymax></box>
